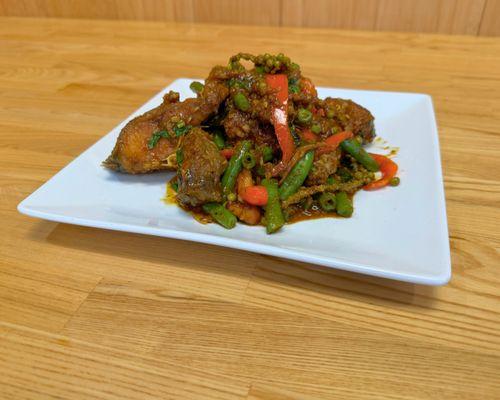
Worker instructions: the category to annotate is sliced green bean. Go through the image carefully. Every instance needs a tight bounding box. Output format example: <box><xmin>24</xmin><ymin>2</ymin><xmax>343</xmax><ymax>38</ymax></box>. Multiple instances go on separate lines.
<box><xmin>279</xmin><ymin>150</ymin><xmax>315</xmax><ymax>201</ymax></box>
<box><xmin>202</xmin><ymin>203</ymin><xmax>237</xmax><ymax>229</ymax></box>
<box><xmin>233</xmin><ymin>92</ymin><xmax>250</xmax><ymax>112</ymax></box>
<box><xmin>242</xmin><ymin>151</ymin><xmax>256</xmax><ymax>169</ymax></box>
<box><xmin>318</xmin><ymin>192</ymin><xmax>336</xmax><ymax>212</ymax></box>
<box><xmin>213</xmin><ymin>130</ymin><xmax>225</xmax><ymax>150</ymax></box>
<box><xmin>297</xmin><ymin>108</ymin><xmax>312</xmax><ymax>125</ymax></box>
<box><xmin>340</xmin><ymin>139</ymin><xmax>379</xmax><ymax>172</ymax></box>
<box><xmin>189</xmin><ymin>81</ymin><xmax>204</xmax><ymax>94</ymax></box>
<box><xmin>262</xmin><ymin>179</ymin><xmax>285</xmax><ymax>234</ymax></box>
<box><xmin>262</xmin><ymin>146</ymin><xmax>274</xmax><ymax>162</ymax></box>
<box><xmin>335</xmin><ymin>192</ymin><xmax>353</xmax><ymax>218</ymax></box>
<box><xmin>221</xmin><ymin>140</ymin><xmax>252</xmax><ymax>195</ymax></box>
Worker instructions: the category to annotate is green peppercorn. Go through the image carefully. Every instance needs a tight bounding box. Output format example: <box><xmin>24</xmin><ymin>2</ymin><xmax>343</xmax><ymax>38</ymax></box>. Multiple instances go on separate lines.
<box><xmin>297</xmin><ymin>108</ymin><xmax>312</xmax><ymax>125</ymax></box>
<box><xmin>311</xmin><ymin>124</ymin><xmax>321</xmax><ymax>134</ymax></box>
<box><xmin>389</xmin><ymin>177</ymin><xmax>400</xmax><ymax>186</ymax></box>
<box><xmin>233</xmin><ymin>92</ymin><xmax>250</xmax><ymax>112</ymax></box>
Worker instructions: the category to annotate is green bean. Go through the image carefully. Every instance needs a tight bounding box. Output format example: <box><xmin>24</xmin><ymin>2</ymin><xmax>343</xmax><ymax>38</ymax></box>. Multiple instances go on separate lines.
<box><xmin>389</xmin><ymin>177</ymin><xmax>400</xmax><ymax>186</ymax></box>
<box><xmin>311</xmin><ymin>124</ymin><xmax>321</xmax><ymax>134</ymax></box>
<box><xmin>262</xmin><ymin>179</ymin><xmax>285</xmax><ymax>234</ymax></box>
<box><xmin>202</xmin><ymin>203</ymin><xmax>237</xmax><ymax>229</ymax></box>
<box><xmin>262</xmin><ymin>146</ymin><xmax>274</xmax><ymax>162</ymax></box>
<box><xmin>221</xmin><ymin>140</ymin><xmax>252</xmax><ymax>195</ymax></box>
<box><xmin>189</xmin><ymin>81</ymin><xmax>204</xmax><ymax>94</ymax></box>
<box><xmin>242</xmin><ymin>151</ymin><xmax>256</xmax><ymax>169</ymax></box>
<box><xmin>318</xmin><ymin>192</ymin><xmax>336</xmax><ymax>212</ymax></box>
<box><xmin>279</xmin><ymin>150</ymin><xmax>315</xmax><ymax>200</ymax></box>
<box><xmin>233</xmin><ymin>92</ymin><xmax>250</xmax><ymax>112</ymax></box>
<box><xmin>335</xmin><ymin>192</ymin><xmax>353</xmax><ymax>218</ymax></box>
<box><xmin>213</xmin><ymin>130</ymin><xmax>225</xmax><ymax>150</ymax></box>
<box><xmin>340</xmin><ymin>139</ymin><xmax>379</xmax><ymax>172</ymax></box>
<box><xmin>297</xmin><ymin>108</ymin><xmax>312</xmax><ymax>125</ymax></box>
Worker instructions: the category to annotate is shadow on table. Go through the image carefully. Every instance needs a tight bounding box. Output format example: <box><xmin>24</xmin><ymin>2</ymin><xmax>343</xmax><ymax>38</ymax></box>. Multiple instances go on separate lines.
<box><xmin>29</xmin><ymin>220</ymin><xmax>437</xmax><ymax>309</ymax></box>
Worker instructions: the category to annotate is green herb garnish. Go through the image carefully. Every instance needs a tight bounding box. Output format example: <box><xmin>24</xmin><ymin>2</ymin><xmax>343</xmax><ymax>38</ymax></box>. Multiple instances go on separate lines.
<box><xmin>148</xmin><ymin>130</ymin><xmax>170</xmax><ymax>149</ymax></box>
<box><xmin>228</xmin><ymin>78</ymin><xmax>251</xmax><ymax>90</ymax></box>
<box><xmin>176</xmin><ymin>148</ymin><xmax>184</xmax><ymax>165</ymax></box>
<box><xmin>173</xmin><ymin>121</ymin><xmax>191</xmax><ymax>137</ymax></box>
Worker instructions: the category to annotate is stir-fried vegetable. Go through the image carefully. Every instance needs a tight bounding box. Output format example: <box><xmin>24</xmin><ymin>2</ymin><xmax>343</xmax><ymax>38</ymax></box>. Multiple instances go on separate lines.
<box><xmin>318</xmin><ymin>192</ymin><xmax>336</xmax><ymax>212</ymax></box>
<box><xmin>213</xmin><ymin>130</ymin><xmax>225</xmax><ymax>150</ymax></box>
<box><xmin>279</xmin><ymin>150</ymin><xmax>315</xmax><ymax>200</ymax></box>
<box><xmin>316</xmin><ymin>131</ymin><xmax>353</xmax><ymax>155</ymax></box>
<box><xmin>202</xmin><ymin>203</ymin><xmax>237</xmax><ymax>229</ymax></box>
<box><xmin>189</xmin><ymin>81</ymin><xmax>204</xmax><ymax>94</ymax></box>
<box><xmin>262</xmin><ymin>179</ymin><xmax>285</xmax><ymax>234</ymax></box>
<box><xmin>335</xmin><ymin>192</ymin><xmax>353</xmax><ymax>217</ymax></box>
<box><xmin>340</xmin><ymin>139</ymin><xmax>379</xmax><ymax>172</ymax></box>
<box><xmin>262</xmin><ymin>146</ymin><xmax>274</xmax><ymax>162</ymax></box>
<box><xmin>363</xmin><ymin>154</ymin><xmax>398</xmax><ymax>190</ymax></box>
<box><xmin>266</xmin><ymin>74</ymin><xmax>295</xmax><ymax>163</ymax></box>
<box><xmin>242</xmin><ymin>151</ymin><xmax>256</xmax><ymax>169</ymax></box>
<box><xmin>297</xmin><ymin>108</ymin><xmax>313</xmax><ymax>125</ymax></box>
<box><xmin>221</xmin><ymin>141</ymin><xmax>252</xmax><ymax>195</ymax></box>
<box><xmin>233</xmin><ymin>92</ymin><xmax>250</xmax><ymax>111</ymax></box>
<box><xmin>240</xmin><ymin>185</ymin><xmax>268</xmax><ymax>206</ymax></box>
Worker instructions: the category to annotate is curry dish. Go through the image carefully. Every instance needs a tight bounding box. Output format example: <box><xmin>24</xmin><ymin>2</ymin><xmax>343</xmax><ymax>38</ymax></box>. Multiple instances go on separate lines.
<box><xmin>104</xmin><ymin>53</ymin><xmax>399</xmax><ymax>233</ymax></box>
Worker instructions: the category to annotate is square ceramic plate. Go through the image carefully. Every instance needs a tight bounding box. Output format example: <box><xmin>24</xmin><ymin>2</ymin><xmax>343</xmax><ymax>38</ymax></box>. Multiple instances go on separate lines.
<box><xmin>18</xmin><ymin>79</ymin><xmax>451</xmax><ymax>285</ymax></box>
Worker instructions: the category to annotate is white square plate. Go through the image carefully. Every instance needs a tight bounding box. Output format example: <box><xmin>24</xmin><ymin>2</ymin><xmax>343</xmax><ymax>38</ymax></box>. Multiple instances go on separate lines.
<box><xmin>18</xmin><ymin>79</ymin><xmax>451</xmax><ymax>285</ymax></box>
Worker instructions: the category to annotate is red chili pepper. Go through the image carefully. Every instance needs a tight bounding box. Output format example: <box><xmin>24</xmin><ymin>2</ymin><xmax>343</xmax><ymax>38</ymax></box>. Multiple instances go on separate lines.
<box><xmin>316</xmin><ymin>131</ymin><xmax>353</xmax><ymax>156</ymax></box>
<box><xmin>300</xmin><ymin>129</ymin><xmax>319</xmax><ymax>143</ymax></box>
<box><xmin>221</xmin><ymin>148</ymin><xmax>234</xmax><ymax>159</ymax></box>
<box><xmin>363</xmin><ymin>154</ymin><xmax>398</xmax><ymax>191</ymax></box>
<box><xmin>265</xmin><ymin>74</ymin><xmax>295</xmax><ymax>163</ymax></box>
<box><xmin>240</xmin><ymin>185</ymin><xmax>268</xmax><ymax>206</ymax></box>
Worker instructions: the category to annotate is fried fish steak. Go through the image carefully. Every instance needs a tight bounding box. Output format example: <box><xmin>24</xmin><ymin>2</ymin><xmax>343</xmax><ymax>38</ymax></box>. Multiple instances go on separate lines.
<box><xmin>103</xmin><ymin>71</ymin><xmax>229</xmax><ymax>174</ymax></box>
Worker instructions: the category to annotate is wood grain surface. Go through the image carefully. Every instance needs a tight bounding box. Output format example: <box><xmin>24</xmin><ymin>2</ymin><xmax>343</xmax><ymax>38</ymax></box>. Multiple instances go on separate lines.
<box><xmin>0</xmin><ymin>17</ymin><xmax>499</xmax><ymax>399</ymax></box>
<box><xmin>0</xmin><ymin>0</ymin><xmax>499</xmax><ymax>36</ymax></box>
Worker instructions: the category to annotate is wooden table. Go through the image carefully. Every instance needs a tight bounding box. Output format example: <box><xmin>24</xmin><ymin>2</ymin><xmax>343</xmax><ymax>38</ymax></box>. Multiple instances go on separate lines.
<box><xmin>1</xmin><ymin>17</ymin><xmax>499</xmax><ymax>399</ymax></box>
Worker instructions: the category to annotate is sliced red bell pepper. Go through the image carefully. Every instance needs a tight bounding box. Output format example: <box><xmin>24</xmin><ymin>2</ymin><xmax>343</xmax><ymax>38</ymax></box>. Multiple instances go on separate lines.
<box><xmin>240</xmin><ymin>185</ymin><xmax>268</xmax><ymax>206</ymax></box>
<box><xmin>265</xmin><ymin>74</ymin><xmax>295</xmax><ymax>163</ymax></box>
<box><xmin>316</xmin><ymin>131</ymin><xmax>353</xmax><ymax>156</ymax></box>
<box><xmin>221</xmin><ymin>148</ymin><xmax>235</xmax><ymax>159</ymax></box>
<box><xmin>300</xmin><ymin>128</ymin><xmax>319</xmax><ymax>143</ymax></box>
<box><xmin>363</xmin><ymin>153</ymin><xmax>398</xmax><ymax>191</ymax></box>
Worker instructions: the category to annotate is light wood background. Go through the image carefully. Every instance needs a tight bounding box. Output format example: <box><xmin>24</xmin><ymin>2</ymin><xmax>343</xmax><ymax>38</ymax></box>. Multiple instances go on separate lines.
<box><xmin>1</xmin><ymin>0</ymin><xmax>500</xmax><ymax>36</ymax></box>
<box><xmin>1</xmin><ymin>16</ymin><xmax>500</xmax><ymax>399</ymax></box>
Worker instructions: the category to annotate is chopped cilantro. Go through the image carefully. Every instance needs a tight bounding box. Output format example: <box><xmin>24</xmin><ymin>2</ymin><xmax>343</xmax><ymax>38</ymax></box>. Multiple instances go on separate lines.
<box><xmin>147</xmin><ymin>130</ymin><xmax>170</xmax><ymax>149</ymax></box>
<box><xmin>176</xmin><ymin>148</ymin><xmax>184</xmax><ymax>165</ymax></box>
<box><xmin>173</xmin><ymin>121</ymin><xmax>191</xmax><ymax>137</ymax></box>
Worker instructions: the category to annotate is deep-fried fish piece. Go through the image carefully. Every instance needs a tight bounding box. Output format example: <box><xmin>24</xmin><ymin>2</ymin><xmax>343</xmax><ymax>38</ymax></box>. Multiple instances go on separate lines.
<box><xmin>176</xmin><ymin>128</ymin><xmax>227</xmax><ymax>207</ymax></box>
<box><xmin>103</xmin><ymin>72</ymin><xmax>229</xmax><ymax>174</ymax></box>
<box><xmin>323</xmin><ymin>98</ymin><xmax>375</xmax><ymax>143</ymax></box>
